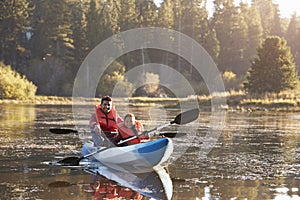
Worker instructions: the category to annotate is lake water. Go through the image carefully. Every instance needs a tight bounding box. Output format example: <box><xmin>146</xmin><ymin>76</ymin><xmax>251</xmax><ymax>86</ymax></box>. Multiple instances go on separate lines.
<box><xmin>0</xmin><ymin>103</ymin><xmax>300</xmax><ymax>199</ymax></box>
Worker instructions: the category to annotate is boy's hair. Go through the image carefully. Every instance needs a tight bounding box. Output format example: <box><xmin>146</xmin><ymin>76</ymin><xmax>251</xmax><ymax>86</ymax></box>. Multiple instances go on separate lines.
<box><xmin>124</xmin><ymin>113</ymin><xmax>135</xmax><ymax>120</ymax></box>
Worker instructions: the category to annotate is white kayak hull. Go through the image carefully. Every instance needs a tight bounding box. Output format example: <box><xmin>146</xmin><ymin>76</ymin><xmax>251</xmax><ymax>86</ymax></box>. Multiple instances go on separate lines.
<box><xmin>82</xmin><ymin>138</ymin><xmax>173</xmax><ymax>173</ymax></box>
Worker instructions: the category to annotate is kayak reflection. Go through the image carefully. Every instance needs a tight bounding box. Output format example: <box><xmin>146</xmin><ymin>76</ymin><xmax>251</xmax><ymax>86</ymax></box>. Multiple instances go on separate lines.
<box><xmin>84</xmin><ymin>164</ymin><xmax>173</xmax><ymax>200</ymax></box>
<box><xmin>87</xmin><ymin>175</ymin><xmax>143</xmax><ymax>200</ymax></box>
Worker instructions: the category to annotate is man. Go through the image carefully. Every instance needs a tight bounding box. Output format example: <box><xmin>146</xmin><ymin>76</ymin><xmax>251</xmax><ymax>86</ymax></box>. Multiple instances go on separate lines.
<box><xmin>89</xmin><ymin>96</ymin><xmax>123</xmax><ymax>145</ymax></box>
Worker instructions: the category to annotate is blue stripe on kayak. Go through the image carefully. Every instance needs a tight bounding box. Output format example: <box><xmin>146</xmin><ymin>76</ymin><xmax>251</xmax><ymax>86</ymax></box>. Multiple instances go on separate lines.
<box><xmin>137</xmin><ymin>138</ymin><xmax>169</xmax><ymax>154</ymax></box>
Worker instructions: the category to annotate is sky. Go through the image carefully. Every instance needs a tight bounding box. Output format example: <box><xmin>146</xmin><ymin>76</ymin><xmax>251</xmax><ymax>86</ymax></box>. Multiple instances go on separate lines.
<box><xmin>273</xmin><ymin>0</ymin><xmax>300</xmax><ymax>18</ymax></box>
<box><xmin>154</xmin><ymin>0</ymin><xmax>300</xmax><ymax>18</ymax></box>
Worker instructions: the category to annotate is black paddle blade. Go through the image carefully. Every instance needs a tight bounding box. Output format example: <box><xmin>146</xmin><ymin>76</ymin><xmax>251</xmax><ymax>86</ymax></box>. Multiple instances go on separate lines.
<box><xmin>172</xmin><ymin>108</ymin><xmax>199</xmax><ymax>125</ymax></box>
<box><xmin>49</xmin><ymin>128</ymin><xmax>78</xmax><ymax>134</ymax></box>
<box><xmin>159</xmin><ymin>132</ymin><xmax>187</xmax><ymax>138</ymax></box>
<box><xmin>57</xmin><ymin>156</ymin><xmax>81</xmax><ymax>166</ymax></box>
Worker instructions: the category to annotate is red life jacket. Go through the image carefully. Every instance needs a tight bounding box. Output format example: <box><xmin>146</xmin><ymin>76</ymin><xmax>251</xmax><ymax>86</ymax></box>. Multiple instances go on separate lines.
<box><xmin>95</xmin><ymin>105</ymin><xmax>120</xmax><ymax>137</ymax></box>
<box><xmin>117</xmin><ymin>121</ymin><xmax>149</xmax><ymax>145</ymax></box>
<box><xmin>93</xmin><ymin>183</ymin><xmax>142</xmax><ymax>200</ymax></box>
<box><xmin>118</xmin><ymin>188</ymin><xmax>143</xmax><ymax>200</ymax></box>
<box><xmin>94</xmin><ymin>184</ymin><xmax>118</xmax><ymax>199</ymax></box>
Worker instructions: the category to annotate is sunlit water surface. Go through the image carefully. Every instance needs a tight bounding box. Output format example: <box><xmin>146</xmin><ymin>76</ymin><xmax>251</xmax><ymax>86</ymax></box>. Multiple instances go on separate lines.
<box><xmin>0</xmin><ymin>103</ymin><xmax>300</xmax><ymax>199</ymax></box>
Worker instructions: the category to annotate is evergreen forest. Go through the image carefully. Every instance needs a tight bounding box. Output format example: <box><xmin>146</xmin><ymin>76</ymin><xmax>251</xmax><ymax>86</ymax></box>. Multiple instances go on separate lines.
<box><xmin>1</xmin><ymin>0</ymin><xmax>300</xmax><ymax>98</ymax></box>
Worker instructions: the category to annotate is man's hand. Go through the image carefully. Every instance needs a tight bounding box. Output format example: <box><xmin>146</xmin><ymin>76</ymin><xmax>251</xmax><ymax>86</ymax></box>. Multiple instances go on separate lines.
<box><xmin>94</xmin><ymin>124</ymin><xmax>102</xmax><ymax>135</ymax></box>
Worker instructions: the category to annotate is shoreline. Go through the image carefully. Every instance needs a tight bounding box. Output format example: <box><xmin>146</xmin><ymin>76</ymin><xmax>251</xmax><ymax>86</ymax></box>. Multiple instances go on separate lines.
<box><xmin>1</xmin><ymin>95</ymin><xmax>300</xmax><ymax>112</ymax></box>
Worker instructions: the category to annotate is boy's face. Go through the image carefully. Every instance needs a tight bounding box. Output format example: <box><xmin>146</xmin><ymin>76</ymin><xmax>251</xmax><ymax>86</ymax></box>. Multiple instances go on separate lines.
<box><xmin>124</xmin><ymin>116</ymin><xmax>134</xmax><ymax>128</ymax></box>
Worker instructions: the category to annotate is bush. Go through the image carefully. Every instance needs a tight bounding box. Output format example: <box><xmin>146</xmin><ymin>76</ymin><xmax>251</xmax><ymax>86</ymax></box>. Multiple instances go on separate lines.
<box><xmin>0</xmin><ymin>62</ymin><xmax>37</xmax><ymax>100</ymax></box>
<box><xmin>222</xmin><ymin>71</ymin><xmax>245</xmax><ymax>91</ymax></box>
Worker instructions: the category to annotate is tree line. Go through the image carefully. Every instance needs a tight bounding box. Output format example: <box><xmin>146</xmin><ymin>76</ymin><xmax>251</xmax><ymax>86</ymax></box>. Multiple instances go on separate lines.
<box><xmin>0</xmin><ymin>0</ymin><xmax>299</xmax><ymax>97</ymax></box>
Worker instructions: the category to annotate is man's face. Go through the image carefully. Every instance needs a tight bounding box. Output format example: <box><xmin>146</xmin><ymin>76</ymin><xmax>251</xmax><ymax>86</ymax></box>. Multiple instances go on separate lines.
<box><xmin>101</xmin><ymin>100</ymin><xmax>112</xmax><ymax>114</ymax></box>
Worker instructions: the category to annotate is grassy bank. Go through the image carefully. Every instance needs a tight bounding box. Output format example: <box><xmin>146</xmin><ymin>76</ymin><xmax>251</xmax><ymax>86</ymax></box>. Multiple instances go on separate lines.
<box><xmin>0</xmin><ymin>96</ymin><xmax>95</xmax><ymax>105</ymax></box>
<box><xmin>1</xmin><ymin>91</ymin><xmax>300</xmax><ymax>112</ymax></box>
<box><xmin>225</xmin><ymin>90</ymin><xmax>300</xmax><ymax>112</ymax></box>
<box><xmin>129</xmin><ymin>91</ymin><xmax>300</xmax><ymax>112</ymax></box>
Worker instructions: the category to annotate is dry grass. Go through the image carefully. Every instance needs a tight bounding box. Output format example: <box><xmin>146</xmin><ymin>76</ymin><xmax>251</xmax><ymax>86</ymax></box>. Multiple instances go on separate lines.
<box><xmin>0</xmin><ymin>96</ymin><xmax>98</xmax><ymax>105</ymax></box>
<box><xmin>1</xmin><ymin>90</ymin><xmax>300</xmax><ymax>112</ymax></box>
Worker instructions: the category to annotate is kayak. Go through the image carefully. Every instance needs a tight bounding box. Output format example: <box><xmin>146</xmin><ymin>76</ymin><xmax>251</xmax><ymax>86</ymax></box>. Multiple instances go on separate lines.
<box><xmin>81</xmin><ymin>138</ymin><xmax>173</xmax><ymax>173</ymax></box>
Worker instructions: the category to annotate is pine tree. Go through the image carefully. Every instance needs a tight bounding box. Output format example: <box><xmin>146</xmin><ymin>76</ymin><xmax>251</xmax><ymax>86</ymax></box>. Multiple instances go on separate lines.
<box><xmin>252</xmin><ymin>0</ymin><xmax>276</xmax><ymax>37</ymax></box>
<box><xmin>285</xmin><ymin>13</ymin><xmax>300</xmax><ymax>68</ymax></box>
<box><xmin>244</xmin><ymin>36</ymin><xmax>298</xmax><ymax>94</ymax></box>
<box><xmin>30</xmin><ymin>0</ymin><xmax>74</xmax><ymax>59</ymax></box>
<box><xmin>240</xmin><ymin>2</ymin><xmax>263</xmax><ymax>74</ymax></box>
<box><xmin>119</xmin><ymin>0</ymin><xmax>138</xmax><ymax>31</ymax></box>
<box><xmin>136</xmin><ymin>0</ymin><xmax>158</xmax><ymax>27</ymax></box>
<box><xmin>213</xmin><ymin>0</ymin><xmax>248</xmax><ymax>75</ymax></box>
<box><xmin>171</xmin><ymin>0</ymin><xmax>210</xmax><ymax>77</ymax></box>
<box><xmin>155</xmin><ymin>0</ymin><xmax>175</xmax><ymax>66</ymax></box>
<box><xmin>200</xmin><ymin>28</ymin><xmax>220</xmax><ymax>63</ymax></box>
<box><xmin>200</xmin><ymin>1</ymin><xmax>214</xmax><ymax>74</ymax></box>
<box><xmin>28</xmin><ymin>0</ymin><xmax>74</xmax><ymax>95</ymax></box>
<box><xmin>101</xmin><ymin>0</ymin><xmax>121</xmax><ymax>38</ymax></box>
<box><xmin>157</xmin><ymin>0</ymin><xmax>175</xmax><ymax>29</ymax></box>
<box><xmin>69</xmin><ymin>0</ymin><xmax>89</xmax><ymax>80</ymax></box>
<box><xmin>0</xmin><ymin>0</ymin><xmax>31</xmax><ymax>70</ymax></box>
<box><xmin>89</xmin><ymin>0</ymin><xmax>121</xmax><ymax>47</ymax></box>
<box><xmin>86</xmin><ymin>0</ymin><xmax>102</xmax><ymax>50</ymax></box>
<box><xmin>270</xmin><ymin>5</ymin><xmax>283</xmax><ymax>37</ymax></box>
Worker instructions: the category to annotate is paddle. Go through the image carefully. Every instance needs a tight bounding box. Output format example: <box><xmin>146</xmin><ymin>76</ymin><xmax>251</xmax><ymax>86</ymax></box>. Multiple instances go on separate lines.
<box><xmin>117</xmin><ymin>108</ymin><xmax>199</xmax><ymax>145</ymax></box>
<box><xmin>49</xmin><ymin>128</ymin><xmax>118</xmax><ymax>135</ymax></box>
<box><xmin>56</xmin><ymin>139</ymin><xmax>127</xmax><ymax>166</ymax></box>
<box><xmin>158</xmin><ymin>132</ymin><xmax>187</xmax><ymax>138</ymax></box>
<box><xmin>49</xmin><ymin>128</ymin><xmax>180</xmax><ymax>138</ymax></box>
<box><xmin>55</xmin><ymin>108</ymin><xmax>199</xmax><ymax>166</ymax></box>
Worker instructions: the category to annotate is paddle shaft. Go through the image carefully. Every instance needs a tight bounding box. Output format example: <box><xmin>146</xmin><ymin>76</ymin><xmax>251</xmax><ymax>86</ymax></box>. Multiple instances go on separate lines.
<box><xmin>117</xmin><ymin>108</ymin><xmax>199</xmax><ymax>145</ymax></box>
<box><xmin>79</xmin><ymin>135</ymin><xmax>133</xmax><ymax>160</ymax></box>
<box><xmin>57</xmin><ymin>137</ymin><xmax>131</xmax><ymax>165</ymax></box>
<box><xmin>50</xmin><ymin>128</ymin><xmax>179</xmax><ymax>138</ymax></box>
<box><xmin>49</xmin><ymin>128</ymin><xmax>118</xmax><ymax>135</ymax></box>
<box><xmin>50</xmin><ymin>108</ymin><xmax>198</xmax><ymax>136</ymax></box>
<box><xmin>117</xmin><ymin>122</ymin><xmax>172</xmax><ymax>144</ymax></box>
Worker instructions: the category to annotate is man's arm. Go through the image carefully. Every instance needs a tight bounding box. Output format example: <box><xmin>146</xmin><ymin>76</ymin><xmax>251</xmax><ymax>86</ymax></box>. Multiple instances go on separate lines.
<box><xmin>89</xmin><ymin>113</ymin><xmax>97</xmax><ymax>129</ymax></box>
<box><xmin>116</xmin><ymin>112</ymin><xmax>123</xmax><ymax>123</ymax></box>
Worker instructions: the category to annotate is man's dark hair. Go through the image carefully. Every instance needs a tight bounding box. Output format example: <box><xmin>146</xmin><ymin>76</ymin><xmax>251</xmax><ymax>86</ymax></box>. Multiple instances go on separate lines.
<box><xmin>101</xmin><ymin>96</ymin><xmax>112</xmax><ymax>104</ymax></box>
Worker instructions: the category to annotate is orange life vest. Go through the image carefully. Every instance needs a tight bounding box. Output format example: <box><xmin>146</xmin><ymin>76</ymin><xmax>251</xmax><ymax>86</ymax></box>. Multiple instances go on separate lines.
<box><xmin>118</xmin><ymin>188</ymin><xmax>143</xmax><ymax>200</ymax></box>
<box><xmin>93</xmin><ymin>183</ymin><xmax>143</xmax><ymax>200</ymax></box>
<box><xmin>95</xmin><ymin>105</ymin><xmax>120</xmax><ymax>137</ymax></box>
<box><xmin>94</xmin><ymin>184</ymin><xmax>118</xmax><ymax>199</ymax></box>
<box><xmin>117</xmin><ymin>121</ymin><xmax>149</xmax><ymax>145</ymax></box>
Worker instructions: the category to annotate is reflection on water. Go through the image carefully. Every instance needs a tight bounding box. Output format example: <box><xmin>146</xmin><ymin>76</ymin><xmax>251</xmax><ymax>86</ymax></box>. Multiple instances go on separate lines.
<box><xmin>88</xmin><ymin>177</ymin><xmax>144</xmax><ymax>200</ymax></box>
<box><xmin>0</xmin><ymin>104</ymin><xmax>300</xmax><ymax>199</ymax></box>
<box><xmin>170</xmin><ymin>112</ymin><xmax>300</xmax><ymax>199</ymax></box>
<box><xmin>0</xmin><ymin>104</ymin><xmax>36</xmax><ymax>143</ymax></box>
<box><xmin>82</xmin><ymin>165</ymin><xmax>172</xmax><ymax>200</ymax></box>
